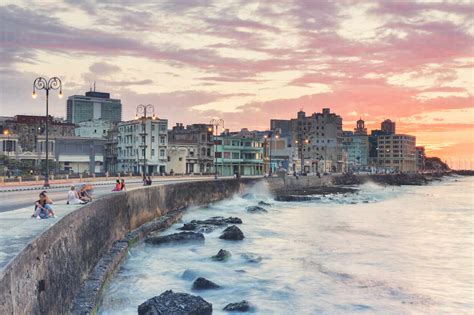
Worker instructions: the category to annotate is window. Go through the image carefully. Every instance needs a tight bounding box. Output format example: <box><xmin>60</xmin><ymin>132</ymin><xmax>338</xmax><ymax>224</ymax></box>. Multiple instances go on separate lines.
<box><xmin>152</xmin><ymin>125</ymin><xmax>155</xmax><ymax>131</ymax></box>
<box><xmin>215</xmin><ymin>152</ymin><xmax>222</xmax><ymax>158</ymax></box>
<box><xmin>151</xmin><ymin>149</ymin><xmax>155</xmax><ymax>156</ymax></box>
<box><xmin>232</xmin><ymin>152</ymin><xmax>239</xmax><ymax>159</ymax></box>
<box><xmin>152</xmin><ymin>136</ymin><xmax>155</xmax><ymax>142</ymax></box>
<box><xmin>224</xmin><ymin>152</ymin><xmax>230</xmax><ymax>159</ymax></box>
<box><xmin>160</xmin><ymin>149</ymin><xmax>165</xmax><ymax>157</ymax></box>
<box><xmin>224</xmin><ymin>140</ymin><xmax>231</xmax><ymax>145</ymax></box>
<box><xmin>160</xmin><ymin>137</ymin><xmax>165</xmax><ymax>144</ymax></box>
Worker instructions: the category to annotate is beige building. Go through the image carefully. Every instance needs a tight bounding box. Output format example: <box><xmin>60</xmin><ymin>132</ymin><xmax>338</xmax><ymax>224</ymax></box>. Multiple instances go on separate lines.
<box><xmin>272</xmin><ymin>108</ymin><xmax>344</xmax><ymax>173</ymax></box>
<box><xmin>376</xmin><ymin>134</ymin><xmax>417</xmax><ymax>172</ymax></box>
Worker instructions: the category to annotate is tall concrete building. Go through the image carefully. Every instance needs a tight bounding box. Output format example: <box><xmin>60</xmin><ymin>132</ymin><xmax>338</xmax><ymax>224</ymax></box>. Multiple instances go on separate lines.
<box><xmin>117</xmin><ymin>118</ymin><xmax>168</xmax><ymax>175</ymax></box>
<box><xmin>167</xmin><ymin>123</ymin><xmax>214</xmax><ymax>174</ymax></box>
<box><xmin>66</xmin><ymin>91</ymin><xmax>122</xmax><ymax>124</ymax></box>
<box><xmin>272</xmin><ymin>108</ymin><xmax>344</xmax><ymax>173</ymax></box>
<box><xmin>376</xmin><ymin>134</ymin><xmax>417</xmax><ymax>172</ymax></box>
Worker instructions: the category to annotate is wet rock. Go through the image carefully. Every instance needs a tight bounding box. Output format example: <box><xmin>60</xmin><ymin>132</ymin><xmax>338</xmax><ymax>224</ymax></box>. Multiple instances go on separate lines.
<box><xmin>363</xmin><ymin>200</ymin><xmax>369</xmax><ymax>203</ymax></box>
<box><xmin>211</xmin><ymin>249</ymin><xmax>231</xmax><ymax>261</ymax></box>
<box><xmin>145</xmin><ymin>232</ymin><xmax>204</xmax><ymax>245</ymax></box>
<box><xmin>138</xmin><ymin>290</ymin><xmax>212</xmax><ymax>315</ymax></box>
<box><xmin>258</xmin><ymin>201</ymin><xmax>272</xmax><ymax>206</ymax></box>
<box><xmin>241</xmin><ymin>253</ymin><xmax>262</xmax><ymax>263</ymax></box>
<box><xmin>274</xmin><ymin>195</ymin><xmax>321</xmax><ymax>202</ymax></box>
<box><xmin>192</xmin><ymin>277</ymin><xmax>221</xmax><ymax>290</ymax></box>
<box><xmin>246</xmin><ymin>206</ymin><xmax>268</xmax><ymax>213</ymax></box>
<box><xmin>219</xmin><ymin>225</ymin><xmax>245</xmax><ymax>240</ymax></box>
<box><xmin>178</xmin><ymin>217</ymin><xmax>242</xmax><ymax>233</ymax></box>
<box><xmin>223</xmin><ymin>300</ymin><xmax>251</xmax><ymax>312</ymax></box>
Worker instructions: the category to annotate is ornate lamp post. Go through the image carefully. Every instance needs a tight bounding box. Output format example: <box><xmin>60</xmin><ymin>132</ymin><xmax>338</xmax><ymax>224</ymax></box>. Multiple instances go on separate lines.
<box><xmin>210</xmin><ymin>118</ymin><xmax>224</xmax><ymax>179</ymax></box>
<box><xmin>295</xmin><ymin>138</ymin><xmax>309</xmax><ymax>175</ymax></box>
<box><xmin>32</xmin><ymin>77</ymin><xmax>63</xmax><ymax>187</ymax></box>
<box><xmin>135</xmin><ymin>104</ymin><xmax>156</xmax><ymax>179</ymax></box>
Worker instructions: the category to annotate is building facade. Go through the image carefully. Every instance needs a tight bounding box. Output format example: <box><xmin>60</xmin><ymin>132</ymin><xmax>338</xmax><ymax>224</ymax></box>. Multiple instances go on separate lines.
<box><xmin>215</xmin><ymin>129</ymin><xmax>264</xmax><ymax>176</ymax></box>
<box><xmin>342</xmin><ymin>119</ymin><xmax>369</xmax><ymax>171</ymax></box>
<box><xmin>75</xmin><ymin>119</ymin><xmax>114</xmax><ymax>139</ymax></box>
<box><xmin>167</xmin><ymin>123</ymin><xmax>214</xmax><ymax>174</ymax></box>
<box><xmin>272</xmin><ymin>108</ymin><xmax>344</xmax><ymax>173</ymax></box>
<box><xmin>67</xmin><ymin>91</ymin><xmax>122</xmax><ymax>124</ymax></box>
<box><xmin>376</xmin><ymin>134</ymin><xmax>417</xmax><ymax>172</ymax></box>
<box><xmin>105</xmin><ymin>125</ymin><xmax>119</xmax><ymax>174</ymax></box>
<box><xmin>3</xmin><ymin>115</ymin><xmax>75</xmax><ymax>152</ymax></box>
<box><xmin>53</xmin><ymin>136</ymin><xmax>106</xmax><ymax>174</ymax></box>
<box><xmin>117</xmin><ymin>118</ymin><xmax>168</xmax><ymax>175</ymax></box>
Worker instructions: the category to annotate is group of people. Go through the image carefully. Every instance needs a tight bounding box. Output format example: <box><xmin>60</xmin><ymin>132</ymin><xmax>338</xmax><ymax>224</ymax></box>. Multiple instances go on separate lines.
<box><xmin>32</xmin><ymin>191</ymin><xmax>56</xmax><ymax>219</ymax></box>
<box><xmin>143</xmin><ymin>176</ymin><xmax>152</xmax><ymax>186</ymax></box>
<box><xmin>67</xmin><ymin>185</ymin><xmax>93</xmax><ymax>205</ymax></box>
<box><xmin>112</xmin><ymin>179</ymin><xmax>126</xmax><ymax>191</ymax></box>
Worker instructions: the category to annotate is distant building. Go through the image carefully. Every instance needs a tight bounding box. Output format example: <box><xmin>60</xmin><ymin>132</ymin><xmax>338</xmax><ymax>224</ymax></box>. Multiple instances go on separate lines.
<box><xmin>117</xmin><ymin>118</ymin><xmax>168</xmax><ymax>175</ymax></box>
<box><xmin>272</xmin><ymin>108</ymin><xmax>344</xmax><ymax>173</ymax></box>
<box><xmin>104</xmin><ymin>125</ymin><xmax>119</xmax><ymax>174</ymax></box>
<box><xmin>381</xmin><ymin>119</ymin><xmax>396</xmax><ymax>135</ymax></box>
<box><xmin>215</xmin><ymin>129</ymin><xmax>264</xmax><ymax>176</ymax></box>
<box><xmin>66</xmin><ymin>91</ymin><xmax>122</xmax><ymax>123</ymax></box>
<box><xmin>261</xmin><ymin>130</ymin><xmax>294</xmax><ymax>174</ymax></box>
<box><xmin>167</xmin><ymin>123</ymin><xmax>214</xmax><ymax>174</ymax></box>
<box><xmin>342</xmin><ymin>119</ymin><xmax>369</xmax><ymax>171</ymax></box>
<box><xmin>75</xmin><ymin>120</ymin><xmax>114</xmax><ymax>139</ymax></box>
<box><xmin>416</xmin><ymin>146</ymin><xmax>426</xmax><ymax>171</ymax></box>
<box><xmin>3</xmin><ymin>115</ymin><xmax>75</xmax><ymax>152</ymax></box>
<box><xmin>52</xmin><ymin>136</ymin><xmax>106</xmax><ymax>174</ymax></box>
<box><xmin>376</xmin><ymin>134</ymin><xmax>417</xmax><ymax>172</ymax></box>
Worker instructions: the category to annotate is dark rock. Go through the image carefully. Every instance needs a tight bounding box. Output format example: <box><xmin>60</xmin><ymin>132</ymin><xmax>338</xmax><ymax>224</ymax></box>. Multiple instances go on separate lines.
<box><xmin>178</xmin><ymin>217</ymin><xmax>242</xmax><ymax>233</ymax></box>
<box><xmin>219</xmin><ymin>225</ymin><xmax>245</xmax><ymax>240</ymax></box>
<box><xmin>246</xmin><ymin>206</ymin><xmax>268</xmax><ymax>213</ymax></box>
<box><xmin>258</xmin><ymin>201</ymin><xmax>272</xmax><ymax>206</ymax></box>
<box><xmin>192</xmin><ymin>277</ymin><xmax>220</xmax><ymax>290</ymax></box>
<box><xmin>241</xmin><ymin>253</ymin><xmax>262</xmax><ymax>263</ymax></box>
<box><xmin>145</xmin><ymin>232</ymin><xmax>204</xmax><ymax>245</ymax></box>
<box><xmin>223</xmin><ymin>300</ymin><xmax>251</xmax><ymax>312</ymax></box>
<box><xmin>211</xmin><ymin>249</ymin><xmax>231</xmax><ymax>261</ymax></box>
<box><xmin>138</xmin><ymin>290</ymin><xmax>212</xmax><ymax>315</ymax></box>
<box><xmin>274</xmin><ymin>195</ymin><xmax>321</xmax><ymax>202</ymax></box>
<box><xmin>363</xmin><ymin>200</ymin><xmax>369</xmax><ymax>203</ymax></box>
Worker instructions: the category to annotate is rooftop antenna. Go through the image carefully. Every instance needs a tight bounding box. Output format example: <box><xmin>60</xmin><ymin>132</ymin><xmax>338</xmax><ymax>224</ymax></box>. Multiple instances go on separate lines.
<box><xmin>89</xmin><ymin>83</ymin><xmax>92</xmax><ymax>92</ymax></box>
<box><xmin>93</xmin><ymin>81</ymin><xmax>96</xmax><ymax>92</ymax></box>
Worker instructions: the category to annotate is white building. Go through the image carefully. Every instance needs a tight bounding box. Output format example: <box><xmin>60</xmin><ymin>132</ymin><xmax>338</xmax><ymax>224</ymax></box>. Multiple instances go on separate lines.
<box><xmin>117</xmin><ymin>118</ymin><xmax>168</xmax><ymax>175</ymax></box>
<box><xmin>75</xmin><ymin>120</ymin><xmax>113</xmax><ymax>139</ymax></box>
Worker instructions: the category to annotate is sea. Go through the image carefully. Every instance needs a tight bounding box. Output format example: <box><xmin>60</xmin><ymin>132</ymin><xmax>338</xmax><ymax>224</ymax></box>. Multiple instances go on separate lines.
<box><xmin>99</xmin><ymin>175</ymin><xmax>474</xmax><ymax>314</ymax></box>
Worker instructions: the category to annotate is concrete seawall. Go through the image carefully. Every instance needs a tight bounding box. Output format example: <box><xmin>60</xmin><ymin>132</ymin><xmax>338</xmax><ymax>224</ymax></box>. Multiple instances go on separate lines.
<box><xmin>0</xmin><ymin>179</ymin><xmax>257</xmax><ymax>315</ymax></box>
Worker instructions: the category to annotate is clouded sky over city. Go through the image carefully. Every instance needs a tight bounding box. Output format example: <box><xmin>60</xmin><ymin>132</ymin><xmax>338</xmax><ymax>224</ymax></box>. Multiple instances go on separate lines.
<box><xmin>0</xmin><ymin>0</ymin><xmax>473</xmax><ymax>164</ymax></box>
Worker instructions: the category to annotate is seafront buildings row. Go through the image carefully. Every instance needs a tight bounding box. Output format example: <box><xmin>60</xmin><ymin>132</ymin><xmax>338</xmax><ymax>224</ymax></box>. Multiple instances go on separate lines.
<box><xmin>0</xmin><ymin>89</ymin><xmax>425</xmax><ymax>177</ymax></box>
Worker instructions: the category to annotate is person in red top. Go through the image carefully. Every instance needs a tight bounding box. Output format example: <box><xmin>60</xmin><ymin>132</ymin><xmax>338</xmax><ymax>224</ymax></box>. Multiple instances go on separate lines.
<box><xmin>112</xmin><ymin>179</ymin><xmax>121</xmax><ymax>191</ymax></box>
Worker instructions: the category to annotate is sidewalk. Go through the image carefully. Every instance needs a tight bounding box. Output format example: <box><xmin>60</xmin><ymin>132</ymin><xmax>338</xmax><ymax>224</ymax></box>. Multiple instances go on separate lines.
<box><xmin>0</xmin><ymin>176</ymin><xmax>214</xmax><ymax>192</ymax></box>
<box><xmin>0</xmin><ymin>203</ymin><xmax>82</xmax><ymax>270</ymax></box>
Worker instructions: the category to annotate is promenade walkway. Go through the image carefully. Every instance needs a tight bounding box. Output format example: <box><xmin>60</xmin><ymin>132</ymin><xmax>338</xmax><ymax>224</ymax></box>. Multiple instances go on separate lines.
<box><xmin>0</xmin><ymin>175</ymin><xmax>219</xmax><ymax>271</ymax></box>
<box><xmin>0</xmin><ymin>204</ymin><xmax>82</xmax><ymax>270</ymax></box>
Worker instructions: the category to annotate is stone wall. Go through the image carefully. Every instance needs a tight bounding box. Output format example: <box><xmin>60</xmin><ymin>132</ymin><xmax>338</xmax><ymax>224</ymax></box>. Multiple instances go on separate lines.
<box><xmin>0</xmin><ymin>179</ymin><xmax>256</xmax><ymax>315</ymax></box>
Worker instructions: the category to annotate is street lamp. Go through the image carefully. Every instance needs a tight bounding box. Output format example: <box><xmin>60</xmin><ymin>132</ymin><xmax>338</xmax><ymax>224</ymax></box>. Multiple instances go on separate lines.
<box><xmin>269</xmin><ymin>132</ymin><xmax>280</xmax><ymax>176</ymax></box>
<box><xmin>295</xmin><ymin>138</ymin><xmax>309</xmax><ymax>175</ymax></box>
<box><xmin>136</xmin><ymin>104</ymin><xmax>156</xmax><ymax>179</ymax></box>
<box><xmin>210</xmin><ymin>118</ymin><xmax>224</xmax><ymax>179</ymax></box>
<box><xmin>32</xmin><ymin>77</ymin><xmax>62</xmax><ymax>187</ymax></box>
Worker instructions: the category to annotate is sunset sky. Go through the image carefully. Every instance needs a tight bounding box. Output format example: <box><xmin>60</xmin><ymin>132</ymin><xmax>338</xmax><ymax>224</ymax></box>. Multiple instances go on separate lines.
<box><xmin>0</xmin><ymin>1</ymin><xmax>473</xmax><ymax>167</ymax></box>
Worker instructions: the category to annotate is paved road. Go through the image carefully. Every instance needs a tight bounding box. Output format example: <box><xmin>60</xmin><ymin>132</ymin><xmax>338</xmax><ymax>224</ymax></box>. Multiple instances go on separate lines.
<box><xmin>0</xmin><ymin>177</ymin><xmax>215</xmax><ymax>213</ymax></box>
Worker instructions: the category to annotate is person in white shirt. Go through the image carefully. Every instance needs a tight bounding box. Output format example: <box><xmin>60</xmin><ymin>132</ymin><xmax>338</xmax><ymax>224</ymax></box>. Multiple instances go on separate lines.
<box><xmin>67</xmin><ymin>186</ymin><xmax>86</xmax><ymax>205</ymax></box>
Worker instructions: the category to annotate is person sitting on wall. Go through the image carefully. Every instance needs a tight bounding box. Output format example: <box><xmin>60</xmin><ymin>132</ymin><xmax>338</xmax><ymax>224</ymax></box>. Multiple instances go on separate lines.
<box><xmin>146</xmin><ymin>176</ymin><xmax>152</xmax><ymax>185</ymax></box>
<box><xmin>32</xmin><ymin>192</ymin><xmax>56</xmax><ymax>219</ymax></box>
<box><xmin>112</xmin><ymin>179</ymin><xmax>121</xmax><ymax>191</ymax></box>
<box><xmin>120</xmin><ymin>179</ymin><xmax>126</xmax><ymax>191</ymax></box>
<box><xmin>67</xmin><ymin>186</ymin><xmax>86</xmax><ymax>205</ymax></box>
<box><xmin>79</xmin><ymin>185</ymin><xmax>93</xmax><ymax>202</ymax></box>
